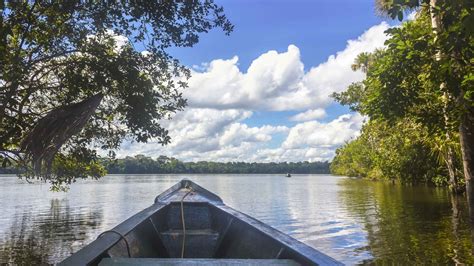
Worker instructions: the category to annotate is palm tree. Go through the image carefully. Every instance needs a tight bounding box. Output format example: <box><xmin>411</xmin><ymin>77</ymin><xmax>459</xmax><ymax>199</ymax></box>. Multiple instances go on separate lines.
<box><xmin>351</xmin><ymin>49</ymin><xmax>385</xmax><ymax>73</ymax></box>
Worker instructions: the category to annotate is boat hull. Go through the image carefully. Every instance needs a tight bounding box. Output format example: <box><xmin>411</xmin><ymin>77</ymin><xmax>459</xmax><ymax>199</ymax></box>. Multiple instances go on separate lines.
<box><xmin>59</xmin><ymin>179</ymin><xmax>341</xmax><ymax>265</ymax></box>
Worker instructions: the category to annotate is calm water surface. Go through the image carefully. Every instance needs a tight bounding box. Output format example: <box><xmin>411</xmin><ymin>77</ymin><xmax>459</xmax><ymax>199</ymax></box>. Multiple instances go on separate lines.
<box><xmin>0</xmin><ymin>174</ymin><xmax>473</xmax><ymax>264</ymax></box>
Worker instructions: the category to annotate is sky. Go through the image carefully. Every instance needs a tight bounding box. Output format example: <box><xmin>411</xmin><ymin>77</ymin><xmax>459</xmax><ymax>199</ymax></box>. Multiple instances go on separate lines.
<box><xmin>117</xmin><ymin>0</ymin><xmax>399</xmax><ymax>162</ymax></box>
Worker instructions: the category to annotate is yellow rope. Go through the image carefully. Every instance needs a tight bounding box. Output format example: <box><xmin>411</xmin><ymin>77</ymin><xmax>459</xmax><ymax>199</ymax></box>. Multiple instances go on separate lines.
<box><xmin>180</xmin><ymin>187</ymin><xmax>193</xmax><ymax>258</ymax></box>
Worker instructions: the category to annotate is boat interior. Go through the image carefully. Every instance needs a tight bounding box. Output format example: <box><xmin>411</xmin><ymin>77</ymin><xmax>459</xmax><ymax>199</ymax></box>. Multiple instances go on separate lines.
<box><xmin>97</xmin><ymin>202</ymin><xmax>306</xmax><ymax>265</ymax></box>
<box><xmin>60</xmin><ymin>180</ymin><xmax>340</xmax><ymax>265</ymax></box>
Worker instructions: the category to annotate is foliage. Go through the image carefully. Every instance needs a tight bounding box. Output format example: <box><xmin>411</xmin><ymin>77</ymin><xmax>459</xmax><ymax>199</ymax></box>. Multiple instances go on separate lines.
<box><xmin>331</xmin><ymin>8</ymin><xmax>472</xmax><ymax>186</ymax></box>
<box><xmin>103</xmin><ymin>155</ymin><xmax>330</xmax><ymax>175</ymax></box>
<box><xmin>0</xmin><ymin>1</ymin><xmax>232</xmax><ymax>190</ymax></box>
<box><xmin>357</xmin><ymin>12</ymin><xmax>444</xmax><ymax>126</ymax></box>
<box><xmin>331</xmin><ymin>119</ymin><xmax>446</xmax><ymax>185</ymax></box>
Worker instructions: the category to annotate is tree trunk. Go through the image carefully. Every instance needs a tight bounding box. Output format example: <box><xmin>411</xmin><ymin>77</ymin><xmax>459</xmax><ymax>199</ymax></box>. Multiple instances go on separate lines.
<box><xmin>443</xmin><ymin>92</ymin><xmax>460</xmax><ymax>192</ymax></box>
<box><xmin>433</xmin><ymin>0</ymin><xmax>474</xmax><ymax>227</ymax></box>
<box><xmin>460</xmin><ymin>103</ymin><xmax>474</xmax><ymax>223</ymax></box>
<box><xmin>429</xmin><ymin>0</ymin><xmax>461</xmax><ymax>192</ymax></box>
<box><xmin>461</xmin><ymin>106</ymin><xmax>474</xmax><ymax>257</ymax></box>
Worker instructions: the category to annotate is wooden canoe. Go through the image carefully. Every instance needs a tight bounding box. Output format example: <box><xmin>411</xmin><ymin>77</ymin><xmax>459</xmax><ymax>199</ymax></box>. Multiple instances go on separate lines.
<box><xmin>59</xmin><ymin>179</ymin><xmax>341</xmax><ymax>265</ymax></box>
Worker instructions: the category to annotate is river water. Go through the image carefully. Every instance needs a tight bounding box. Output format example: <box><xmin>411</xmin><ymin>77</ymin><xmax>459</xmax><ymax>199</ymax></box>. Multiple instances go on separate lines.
<box><xmin>0</xmin><ymin>174</ymin><xmax>473</xmax><ymax>265</ymax></box>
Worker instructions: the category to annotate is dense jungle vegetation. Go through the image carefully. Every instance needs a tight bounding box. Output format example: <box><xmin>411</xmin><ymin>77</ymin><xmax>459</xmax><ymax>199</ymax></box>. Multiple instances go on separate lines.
<box><xmin>331</xmin><ymin>2</ymin><xmax>473</xmax><ymax>192</ymax></box>
<box><xmin>0</xmin><ymin>155</ymin><xmax>330</xmax><ymax>175</ymax></box>
<box><xmin>103</xmin><ymin>155</ymin><xmax>330</xmax><ymax>174</ymax></box>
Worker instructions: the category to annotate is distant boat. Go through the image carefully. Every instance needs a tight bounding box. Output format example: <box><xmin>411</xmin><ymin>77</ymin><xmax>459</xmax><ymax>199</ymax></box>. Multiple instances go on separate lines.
<box><xmin>60</xmin><ymin>179</ymin><xmax>340</xmax><ymax>266</ymax></box>
<box><xmin>286</xmin><ymin>173</ymin><xmax>292</xmax><ymax>177</ymax></box>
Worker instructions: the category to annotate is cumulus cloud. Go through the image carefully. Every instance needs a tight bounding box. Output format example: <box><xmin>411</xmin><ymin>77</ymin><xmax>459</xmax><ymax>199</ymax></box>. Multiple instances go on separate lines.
<box><xmin>282</xmin><ymin>113</ymin><xmax>365</xmax><ymax>149</ymax></box>
<box><xmin>249</xmin><ymin>147</ymin><xmax>337</xmax><ymax>163</ymax></box>
<box><xmin>116</xmin><ymin>108</ymin><xmax>288</xmax><ymax>161</ymax></box>
<box><xmin>184</xmin><ymin>45</ymin><xmax>304</xmax><ymax>110</ymax></box>
<box><xmin>289</xmin><ymin>108</ymin><xmax>326</xmax><ymax>122</ymax></box>
<box><xmin>184</xmin><ymin>22</ymin><xmax>389</xmax><ymax>112</ymax></box>
<box><xmin>219</xmin><ymin>123</ymin><xmax>288</xmax><ymax>147</ymax></box>
<box><xmin>117</xmin><ymin>111</ymin><xmax>364</xmax><ymax>162</ymax></box>
<box><xmin>244</xmin><ymin>113</ymin><xmax>365</xmax><ymax>162</ymax></box>
<box><xmin>115</xmin><ymin>22</ymin><xmax>389</xmax><ymax>162</ymax></box>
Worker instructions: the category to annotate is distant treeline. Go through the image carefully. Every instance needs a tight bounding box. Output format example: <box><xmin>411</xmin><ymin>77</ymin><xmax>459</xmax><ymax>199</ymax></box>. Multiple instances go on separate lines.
<box><xmin>103</xmin><ymin>155</ymin><xmax>330</xmax><ymax>174</ymax></box>
<box><xmin>0</xmin><ymin>155</ymin><xmax>330</xmax><ymax>175</ymax></box>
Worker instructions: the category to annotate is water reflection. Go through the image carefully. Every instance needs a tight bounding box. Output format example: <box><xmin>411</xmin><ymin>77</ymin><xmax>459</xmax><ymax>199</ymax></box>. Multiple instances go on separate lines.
<box><xmin>0</xmin><ymin>199</ymin><xmax>102</xmax><ymax>264</ymax></box>
<box><xmin>1</xmin><ymin>174</ymin><xmax>473</xmax><ymax>264</ymax></box>
<box><xmin>338</xmin><ymin>178</ymin><xmax>474</xmax><ymax>264</ymax></box>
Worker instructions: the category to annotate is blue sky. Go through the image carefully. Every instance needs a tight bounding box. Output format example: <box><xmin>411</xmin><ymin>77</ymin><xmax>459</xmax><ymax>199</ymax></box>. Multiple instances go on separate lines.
<box><xmin>169</xmin><ymin>0</ymin><xmax>387</xmax><ymax>69</ymax></box>
<box><xmin>119</xmin><ymin>0</ymin><xmax>397</xmax><ymax>162</ymax></box>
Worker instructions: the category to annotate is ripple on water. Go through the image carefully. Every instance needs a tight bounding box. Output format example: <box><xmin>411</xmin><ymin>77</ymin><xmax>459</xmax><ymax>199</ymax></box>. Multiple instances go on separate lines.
<box><xmin>1</xmin><ymin>174</ymin><xmax>473</xmax><ymax>264</ymax></box>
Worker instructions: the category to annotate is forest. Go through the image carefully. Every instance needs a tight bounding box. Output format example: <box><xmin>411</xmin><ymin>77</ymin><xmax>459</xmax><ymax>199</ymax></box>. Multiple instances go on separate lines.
<box><xmin>103</xmin><ymin>155</ymin><xmax>330</xmax><ymax>174</ymax></box>
<box><xmin>0</xmin><ymin>155</ymin><xmax>330</xmax><ymax>175</ymax></box>
<box><xmin>330</xmin><ymin>2</ymin><xmax>473</xmax><ymax>192</ymax></box>
<box><xmin>0</xmin><ymin>1</ymin><xmax>472</xmax><ymax>193</ymax></box>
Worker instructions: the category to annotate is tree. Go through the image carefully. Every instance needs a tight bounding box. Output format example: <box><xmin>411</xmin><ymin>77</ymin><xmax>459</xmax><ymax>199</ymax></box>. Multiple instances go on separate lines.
<box><xmin>102</xmin><ymin>155</ymin><xmax>331</xmax><ymax>175</ymax></box>
<box><xmin>331</xmin><ymin>119</ymin><xmax>445</xmax><ymax>185</ymax></box>
<box><xmin>373</xmin><ymin>0</ymin><xmax>473</xmax><ymax>193</ymax></box>
<box><xmin>0</xmin><ymin>1</ymin><xmax>233</xmax><ymax>190</ymax></box>
<box><xmin>332</xmin><ymin>4</ymin><xmax>474</xmax><ymax>186</ymax></box>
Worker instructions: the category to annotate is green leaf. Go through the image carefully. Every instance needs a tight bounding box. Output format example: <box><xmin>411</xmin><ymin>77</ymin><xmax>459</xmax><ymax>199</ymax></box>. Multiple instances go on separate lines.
<box><xmin>398</xmin><ymin>11</ymin><xmax>404</xmax><ymax>21</ymax></box>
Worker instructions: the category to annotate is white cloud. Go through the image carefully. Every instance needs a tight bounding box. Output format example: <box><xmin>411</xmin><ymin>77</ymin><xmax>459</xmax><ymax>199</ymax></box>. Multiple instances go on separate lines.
<box><xmin>249</xmin><ymin>147</ymin><xmax>337</xmax><ymax>163</ymax></box>
<box><xmin>289</xmin><ymin>108</ymin><xmax>326</xmax><ymax>122</ymax></box>
<box><xmin>115</xmin><ymin>22</ymin><xmax>389</xmax><ymax>162</ymax></box>
<box><xmin>116</xmin><ymin>108</ymin><xmax>288</xmax><ymax>161</ymax></box>
<box><xmin>299</xmin><ymin>22</ymin><xmax>389</xmax><ymax>106</ymax></box>
<box><xmin>244</xmin><ymin>113</ymin><xmax>365</xmax><ymax>162</ymax></box>
<box><xmin>406</xmin><ymin>10</ymin><xmax>419</xmax><ymax>21</ymax></box>
<box><xmin>282</xmin><ymin>113</ymin><xmax>365</xmax><ymax>150</ymax></box>
<box><xmin>117</xmin><ymin>110</ymin><xmax>364</xmax><ymax>162</ymax></box>
<box><xmin>219</xmin><ymin>123</ymin><xmax>288</xmax><ymax>147</ymax></box>
<box><xmin>87</xmin><ymin>30</ymin><xmax>129</xmax><ymax>51</ymax></box>
<box><xmin>184</xmin><ymin>44</ymin><xmax>305</xmax><ymax>110</ymax></box>
<box><xmin>184</xmin><ymin>22</ymin><xmax>389</xmax><ymax>112</ymax></box>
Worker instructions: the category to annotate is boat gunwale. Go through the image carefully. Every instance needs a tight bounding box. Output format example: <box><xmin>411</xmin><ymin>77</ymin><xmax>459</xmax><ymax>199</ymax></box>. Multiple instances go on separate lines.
<box><xmin>58</xmin><ymin>202</ymin><xmax>168</xmax><ymax>265</ymax></box>
<box><xmin>59</xmin><ymin>179</ymin><xmax>342</xmax><ymax>266</ymax></box>
<box><xmin>154</xmin><ymin>179</ymin><xmax>223</xmax><ymax>204</ymax></box>
<box><xmin>211</xmin><ymin>203</ymin><xmax>341</xmax><ymax>265</ymax></box>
